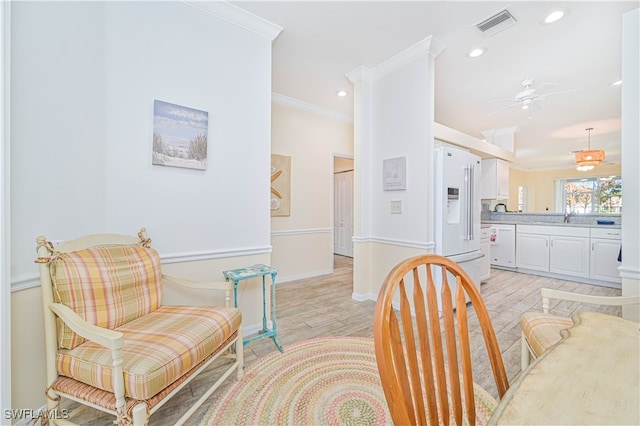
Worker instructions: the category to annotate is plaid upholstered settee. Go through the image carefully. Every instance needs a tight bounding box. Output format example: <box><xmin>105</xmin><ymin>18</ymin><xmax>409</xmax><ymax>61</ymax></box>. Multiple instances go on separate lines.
<box><xmin>36</xmin><ymin>229</ymin><xmax>243</xmax><ymax>425</ymax></box>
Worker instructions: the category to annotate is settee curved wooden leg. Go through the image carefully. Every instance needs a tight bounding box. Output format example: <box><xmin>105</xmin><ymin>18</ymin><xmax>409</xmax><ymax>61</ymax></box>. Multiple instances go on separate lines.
<box><xmin>236</xmin><ymin>327</ymin><xmax>244</xmax><ymax>380</ymax></box>
<box><xmin>131</xmin><ymin>403</ymin><xmax>148</xmax><ymax>426</ymax></box>
<box><xmin>521</xmin><ymin>331</ymin><xmax>531</xmax><ymax>370</ymax></box>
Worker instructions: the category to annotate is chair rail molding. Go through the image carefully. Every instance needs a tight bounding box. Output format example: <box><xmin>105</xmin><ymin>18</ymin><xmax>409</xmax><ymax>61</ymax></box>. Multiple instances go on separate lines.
<box><xmin>11</xmin><ymin>245</ymin><xmax>273</xmax><ymax>292</ymax></box>
<box><xmin>352</xmin><ymin>235</ymin><xmax>435</xmax><ymax>251</ymax></box>
<box><xmin>271</xmin><ymin>227</ymin><xmax>332</xmax><ymax>237</ymax></box>
<box><xmin>619</xmin><ymin>266</ymin><xmax>640</xmax><ymax>281</ymax></box>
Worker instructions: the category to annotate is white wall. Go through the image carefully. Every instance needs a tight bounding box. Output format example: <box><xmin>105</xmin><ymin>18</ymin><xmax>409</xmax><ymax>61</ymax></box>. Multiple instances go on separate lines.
<box><xmin>9</xmin><ymin>1</ymin><xmax>277</xmax><ymax>413</ymax></box>
<box><xmin>102</xmin><ymin>2</ymin><xmax>273</xmax><ymax>254</ymax></box>
<box><xmin>369</xmin><ymin>55</ymin><xmax>434</xmax><ymax>246</ymax></box>
<box><xmin>270</xmin><ymin>99</ymin><xmax>353</xmax><ymax>281</ymax></box>
<box><xmin>11</xmin><ymin>2</ymin><xmax>108</xmax><ymax>272</ymax></box>
<box><xmin>348</xmin><ymin>37</ymin><xmax>444</xmax><ymax>298</ymax></box>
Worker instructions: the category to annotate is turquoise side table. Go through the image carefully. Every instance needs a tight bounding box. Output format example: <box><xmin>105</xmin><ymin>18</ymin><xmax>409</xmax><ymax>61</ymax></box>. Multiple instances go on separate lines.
<box><xmin>223</xmin><ymin>265</ymin><xmax>283</xmax><ymax>352</ymax></box>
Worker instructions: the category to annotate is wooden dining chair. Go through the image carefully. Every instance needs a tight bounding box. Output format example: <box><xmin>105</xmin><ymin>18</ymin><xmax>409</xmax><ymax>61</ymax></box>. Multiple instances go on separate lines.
<box><xmin>374</xmin><ymin>254</ymin><xmax>509</xmax><ymax>426</ymax></box>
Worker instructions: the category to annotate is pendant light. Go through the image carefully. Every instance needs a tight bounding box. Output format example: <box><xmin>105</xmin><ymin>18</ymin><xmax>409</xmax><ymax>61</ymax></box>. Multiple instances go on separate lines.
<box><xmin>575</xmin><ymin>127</ymin><xmax>604</xmax><ymax>171</ymax></box>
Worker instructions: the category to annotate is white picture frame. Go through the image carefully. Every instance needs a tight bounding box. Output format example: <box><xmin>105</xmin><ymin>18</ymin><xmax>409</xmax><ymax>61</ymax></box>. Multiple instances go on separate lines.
<box><xmin>383</xmin><ymin>156</ymin><xmax>407</xmax><ymax>191</ymax></box>
<box><xmin>152</xmin><ymin>100</ymin><xmax>208</xmax><ymax>170</ymax></box>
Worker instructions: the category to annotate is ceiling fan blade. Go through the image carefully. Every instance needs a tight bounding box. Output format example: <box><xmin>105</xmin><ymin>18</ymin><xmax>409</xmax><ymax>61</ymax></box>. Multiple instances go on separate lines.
<box><xmin>488</xmin><ymin>102</ymin><xmax>520</xmax><ymax>116</ymax></box>
<box><xmin>539</xmin><ymin>87</ymin><xmax>583</xmax><ymax>98</ymax></box>
<box><xmin>534</xmin><ymin>82</ymin><xmax>556</xmax><ymax>94</ymax></box>
<box><xmin>487</xmin><ymin>98</ymin><xmax>518</xmax><ymax>103</ymax></box>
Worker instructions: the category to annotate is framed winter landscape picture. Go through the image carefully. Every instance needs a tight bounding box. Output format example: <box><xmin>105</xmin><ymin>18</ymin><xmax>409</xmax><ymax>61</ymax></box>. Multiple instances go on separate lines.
<box><xmin>152</xmin><ymin>99</ymin><xmax>208</xmax><ymax>170</ymax></box>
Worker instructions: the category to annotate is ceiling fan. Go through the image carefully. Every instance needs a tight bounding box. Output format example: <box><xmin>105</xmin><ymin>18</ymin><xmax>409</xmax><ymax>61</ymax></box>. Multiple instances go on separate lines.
<box><xmin>488</xmin><ymin>78</ymin><xmax>581</xmax><ymax>116</ymax></box>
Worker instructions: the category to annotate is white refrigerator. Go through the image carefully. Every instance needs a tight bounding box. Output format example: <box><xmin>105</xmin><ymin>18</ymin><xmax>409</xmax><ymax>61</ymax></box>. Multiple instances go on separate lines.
<box><xmin>434</xmin><ymin>145</ymin><xmax>483</xmax><ymax>296</ymax></box>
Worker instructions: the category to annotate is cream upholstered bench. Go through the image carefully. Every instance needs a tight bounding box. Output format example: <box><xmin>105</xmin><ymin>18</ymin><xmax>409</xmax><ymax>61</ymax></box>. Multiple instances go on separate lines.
<box><xmin>36</xmin><ymin>228</ymin><xmax>243</xmax><ymax>425</ymax></box>
<box><xmin>520</xmin><ymin>311</ymin><xmax>573</xmax><ymax>369</ymax></box>
<box><xmin>520</xmin><ymin>288</ymin><xmax>640</xmax><ymax>370</ymax></box>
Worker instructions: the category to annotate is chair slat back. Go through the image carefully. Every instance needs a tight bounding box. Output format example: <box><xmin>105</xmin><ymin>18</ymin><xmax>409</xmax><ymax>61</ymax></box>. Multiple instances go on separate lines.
<box><xmin>374</xmin><ymin>254</ymin><xmax>509</xmax><ymax>426</ymax></box>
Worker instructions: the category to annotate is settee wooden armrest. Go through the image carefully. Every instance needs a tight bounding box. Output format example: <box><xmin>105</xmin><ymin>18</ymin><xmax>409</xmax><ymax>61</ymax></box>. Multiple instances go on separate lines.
<box><xmin>48</xmin><ymin>302</ymin><xmax>124</xmax><ymax>350</ymax></box>
<box><xmin>541</xmin><ymin>288</ymin><xmax>640</xmax><ymax>313</ymax></box>
<box><xmin>162</xmin><ymin>274</ymin><xmax>233</xmax><ymax>306</ymax></box>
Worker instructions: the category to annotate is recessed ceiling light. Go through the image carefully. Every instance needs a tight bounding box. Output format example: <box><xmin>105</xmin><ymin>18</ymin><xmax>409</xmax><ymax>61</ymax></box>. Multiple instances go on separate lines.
<box><xmin>544</xmin><ymin>9</ymin><xmax>567</xmax><ymax>24</ymax></box>
<box><xmin>336</xmin><ymin>90</ymin><xmax>348</xmax><ymax>97</ymax></box>
<box><xmin>610</xmin><ymin>80</ymin><xmax>622</xmax><ymax>87</ymax></box>
<box><xmin>468</xmin><ymin>48</ymin><xmax>487</xmax><ymax>58</ymax></box>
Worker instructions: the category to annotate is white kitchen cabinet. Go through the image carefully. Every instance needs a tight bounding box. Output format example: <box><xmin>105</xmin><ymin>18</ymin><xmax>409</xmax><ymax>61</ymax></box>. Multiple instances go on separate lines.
<box><xmin>481</xmin><ymin>158</ymin><xmax>509</xmax><ymax>200</ymax></box>
<box><xmin>516</xmin><ymin>233</ymin><xmax>549</xmax><ymax>271</ymax></box>
<box><xmin>549</xmin><ymin>236</ymin><xmax>590</xmax><ymax>278</ymax></box>
<box><xmin>516</xmin><ymin>225</ymin><xmax>590</xmax><ymax>279</ymax></box>
<box><xmin>590</xmin><ymin>228</ymin><xmax>622</xmax><ymax>283</ymax></box>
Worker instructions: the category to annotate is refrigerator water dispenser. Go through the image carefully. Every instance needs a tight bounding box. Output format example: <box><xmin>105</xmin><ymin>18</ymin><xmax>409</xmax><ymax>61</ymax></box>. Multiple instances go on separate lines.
<box><xmin>447</xmin><ymin>187</ymin><xmax>460</xmax><ymax>224</ymax></box>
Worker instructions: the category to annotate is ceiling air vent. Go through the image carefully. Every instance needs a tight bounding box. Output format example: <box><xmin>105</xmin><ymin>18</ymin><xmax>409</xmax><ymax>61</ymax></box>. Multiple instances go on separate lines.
<box><xmin>474</xmin><ymin>8</ymin><xmax>517</xmax><ymax>37</ymax></box>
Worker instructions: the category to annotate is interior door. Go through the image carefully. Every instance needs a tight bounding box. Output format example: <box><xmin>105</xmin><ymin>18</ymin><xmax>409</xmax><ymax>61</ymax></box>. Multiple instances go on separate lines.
<box><xmin>334</xmin><ymin>170</ymin><xmax>353</xmax><ymax>257</ymax></box>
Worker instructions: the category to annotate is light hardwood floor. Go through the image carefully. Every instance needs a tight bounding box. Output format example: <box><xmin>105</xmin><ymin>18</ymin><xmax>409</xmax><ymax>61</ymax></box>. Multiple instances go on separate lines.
<box><xmin>62</xmin><ymin>254</ymin><xmax>622</xmax><ymax>425</ymax></box>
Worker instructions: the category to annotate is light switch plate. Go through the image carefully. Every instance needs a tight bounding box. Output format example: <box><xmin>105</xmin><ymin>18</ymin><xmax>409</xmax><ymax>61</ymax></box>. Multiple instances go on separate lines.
<box><xmin>390</xmin><ymin>200</ymin><xmax>402</xmax><ymax>214</ymax></box>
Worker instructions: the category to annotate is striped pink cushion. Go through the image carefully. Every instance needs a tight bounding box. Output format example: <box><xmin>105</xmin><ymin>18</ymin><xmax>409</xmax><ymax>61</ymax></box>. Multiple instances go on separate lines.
<box><xmin>50</xmin><ymin>246</ymin><xmax>162</xmax><ymax>349</ymax></box>
<box><xmin>521</xmin><ymin>312</ymin><xmax>574</xmax><ymax>357</ymax></box>
<box><xmin>56</xmin><ymin>305</ymin><xmax>242</xmax><ymax>400</ymax></box>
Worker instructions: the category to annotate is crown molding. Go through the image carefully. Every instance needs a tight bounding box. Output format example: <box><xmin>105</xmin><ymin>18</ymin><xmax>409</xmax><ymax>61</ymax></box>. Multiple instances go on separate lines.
<box><xmin>182</xmin><ymin>1</ymin><xmax>283</xmax><ymax>41</ymax></box>
<box><xmin>346</xmin><ymin>66</ymin><xmax>374</xmax><ymax>84</ymax></box>
<box><xmin>372</xmin><ymin>35</ymin><xmax>445</xmax><ymax>81</ymax></box>
<box><xmin>272</xmin><ymin>93</ymin><xmax>353</xmax><ymax>123</ymax></box>
<box><xmin>347</xmin><ymin>36</ymin><xmax>445</xmax><ymax>84</ymax></box>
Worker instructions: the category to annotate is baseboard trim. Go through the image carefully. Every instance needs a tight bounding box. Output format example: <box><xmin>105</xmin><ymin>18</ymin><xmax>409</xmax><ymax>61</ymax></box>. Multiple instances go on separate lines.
<box><xmin>352</xmin><ymin>292</ymin><xmax>376</xmax><ymax>302</ymax></box>
<box><xmin>516</xmin><ymin>268</ymin><xmax>622</xmax><ymax>290</ymax></box>
<box><xmin>243</xmin><ymin>321</ymin><xmax>274</xmax><ymax>339</ymax></box>
<box><xmin>276</xmin><ymin>269</ymin><xmax>332</xmax><ymax>284</ymax></box>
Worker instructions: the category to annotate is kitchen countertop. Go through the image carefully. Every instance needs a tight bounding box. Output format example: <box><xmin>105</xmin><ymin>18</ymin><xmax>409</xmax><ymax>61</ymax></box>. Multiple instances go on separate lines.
<box><xmin>481</xmin><ymin>212</ymin><xmax>621</xmax><ymax>229</ymax></box>
<box><xmin>482</xmin><ymin>220</ymin><xmax>621</xmax><ymax>229</ymax></box>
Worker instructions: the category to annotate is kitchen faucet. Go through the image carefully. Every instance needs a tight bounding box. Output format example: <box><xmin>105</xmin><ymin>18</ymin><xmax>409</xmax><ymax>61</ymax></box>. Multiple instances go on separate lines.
<box><xmin>564</xmin><ymin>211</ymin><xmax>572</xmax><ymax>223</ymax></box>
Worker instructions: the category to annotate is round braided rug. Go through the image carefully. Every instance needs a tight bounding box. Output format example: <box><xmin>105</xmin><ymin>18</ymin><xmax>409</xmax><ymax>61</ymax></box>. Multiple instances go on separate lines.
<box><xmin>199</xmin><ymin>336</ymin><xmax>392</xmax><ymax>426</ymax></box>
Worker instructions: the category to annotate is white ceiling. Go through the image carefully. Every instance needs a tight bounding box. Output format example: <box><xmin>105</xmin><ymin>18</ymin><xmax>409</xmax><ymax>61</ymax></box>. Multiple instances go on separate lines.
<box><xmin>231</xmin><ymin>1</ymin><xmax>638</xmax><ymax>171</ymax></box>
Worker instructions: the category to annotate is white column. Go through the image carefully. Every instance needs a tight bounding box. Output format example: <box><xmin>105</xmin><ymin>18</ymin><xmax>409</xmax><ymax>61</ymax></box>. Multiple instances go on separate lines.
<box><xmin>346</xmin><ymin>66</ymin><xmax>374</xmax><ymax>297</ymax></box>
<box><xmin>620</xmin><ymin>8</ymin><xmax>639</xmax><ymax>321</ymax></box>
<box><xmin>347</xmin><ymin>36</ymin><xmax>444</xmax><ymax>299</ymax></box>
<box><xmin>0</xmin><ymin>0</ymin><xmax>11</xmax><ymax>414</ymax></box>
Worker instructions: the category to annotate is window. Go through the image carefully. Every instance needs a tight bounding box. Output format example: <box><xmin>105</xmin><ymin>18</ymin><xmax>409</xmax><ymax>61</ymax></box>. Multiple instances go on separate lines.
<box><xmin>517</xmin><ymin>185</ymin><xmax>527</xmax><ymax>212</ymax></box>
<box><xmin>560</xmin><ymin>176</ymin><xmax>622</xmax><ymax>214</ymax></box>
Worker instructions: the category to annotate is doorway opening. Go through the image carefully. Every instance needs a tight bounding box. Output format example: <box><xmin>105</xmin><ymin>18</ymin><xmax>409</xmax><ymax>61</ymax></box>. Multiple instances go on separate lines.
<box><xmin>333</xmin><ymin>155</ymin><xmax>354</xmax><ymax>258</ymax></box>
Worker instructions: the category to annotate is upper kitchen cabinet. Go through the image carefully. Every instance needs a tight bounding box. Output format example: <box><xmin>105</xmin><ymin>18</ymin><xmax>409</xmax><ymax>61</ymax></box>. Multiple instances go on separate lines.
<box><xmin>481</xmin><ymin>158</ymin><xmax>510</xmax><ymax>200</ymax></box>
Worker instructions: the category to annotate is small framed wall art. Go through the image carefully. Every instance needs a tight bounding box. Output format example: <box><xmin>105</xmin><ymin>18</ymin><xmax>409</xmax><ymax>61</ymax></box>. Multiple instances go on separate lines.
<box><xmin>383</xmin><ymin>156</ymin><xmax>407</xmax><ymax>190</ymax></box>
<box><xmin>271</xmin><ymin>154</ymin><xmax>291</xmax><ymax>216</ymax></box>
<box><xmin>152</xmin><ymin>99</ymin><xmax>208</xmax><ymax>170</ymax></box>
